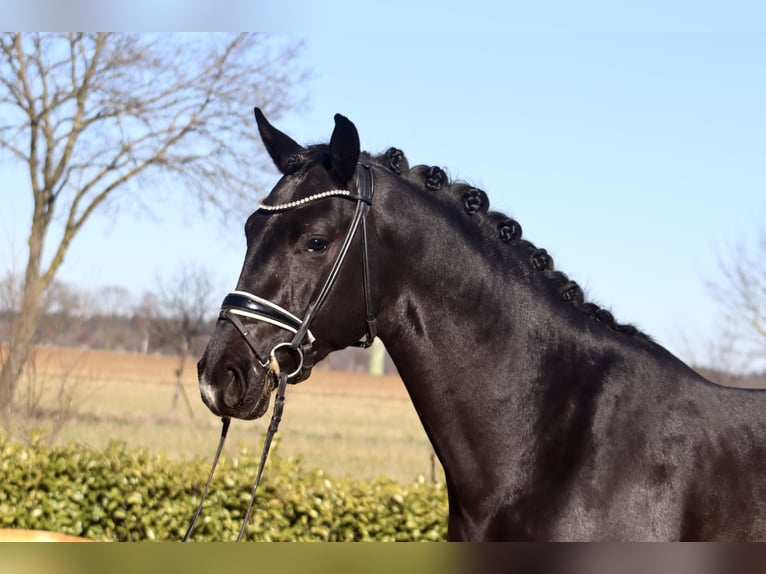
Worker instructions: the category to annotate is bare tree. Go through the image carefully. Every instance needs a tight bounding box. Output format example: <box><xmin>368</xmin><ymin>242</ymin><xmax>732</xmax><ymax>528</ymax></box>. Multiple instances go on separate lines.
<box><xmin>0</xmin><ymin>33</ymin><xmax>306</xmax><ymax>418</ymax></box>
<box><xmin>133</xmin><ymin>290</ymin><xmax>159</xmax><ymax>354</ymax></box>
<box><xmin>93</xmin><ymin>285</ymin><xmax>133</xmax><ymax>319</ymax></box>
<box><xmin>706</xmin><ymin>226</ymin><xmax>766</xmax><ymax>377</ymax></box>
<box><xmin>0</xmin><ymin>272</ymin><xmax>84</xmax><ymax>442</ymax></box>
<box><xmin>156</xmin><ymin>264</ymin><xmax>217</xmax><ymax>418</ymax></box>
<box><xmin>36</xmin><ymin>279</ymin><xmax>87</xmax><ymax>343</ymax></box>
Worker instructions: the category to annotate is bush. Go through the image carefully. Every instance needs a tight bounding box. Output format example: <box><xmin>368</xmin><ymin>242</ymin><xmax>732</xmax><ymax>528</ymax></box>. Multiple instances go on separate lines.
<box><xmin>0</xmin><ymin>438</ymin><xmax>447</xmax><ymax>541</ymax></box>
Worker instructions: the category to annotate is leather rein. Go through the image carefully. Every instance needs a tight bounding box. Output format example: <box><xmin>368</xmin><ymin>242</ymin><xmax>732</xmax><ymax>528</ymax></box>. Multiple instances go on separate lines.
<box><xmin>183</xmin><ymin>163</ymin><xmax>376</xmax><ymax>541</ymax></box>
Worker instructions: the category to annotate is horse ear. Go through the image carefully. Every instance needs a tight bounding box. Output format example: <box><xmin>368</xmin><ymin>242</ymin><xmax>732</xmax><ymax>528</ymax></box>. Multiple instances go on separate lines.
<box><xmin>254</xmin><ymin>107</ymin><xmax>303</xmax><ymax>174</ymax></box>
<box><xmin>329</xmin><ymin>113</ymin><xmax>360</xmax><ymax>183</ymax></box>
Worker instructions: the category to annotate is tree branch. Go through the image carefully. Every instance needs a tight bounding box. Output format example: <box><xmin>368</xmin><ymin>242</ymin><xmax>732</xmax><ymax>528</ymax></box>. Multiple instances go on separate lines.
<box><xmin>6</xmin><ymin>31</ymin><xmax>307</xmax><ymax>314</ymax></box>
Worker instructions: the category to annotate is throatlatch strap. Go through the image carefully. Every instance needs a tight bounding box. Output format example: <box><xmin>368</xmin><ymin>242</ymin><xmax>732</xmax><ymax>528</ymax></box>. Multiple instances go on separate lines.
<box><xmin>358</xmin><ymin>163</ymin><xmax>377</xmax><ymax>347</ymax></box>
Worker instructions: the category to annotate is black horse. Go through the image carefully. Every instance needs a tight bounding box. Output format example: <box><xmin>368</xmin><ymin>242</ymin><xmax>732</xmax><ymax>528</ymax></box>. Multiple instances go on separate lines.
<box><xmin>197</xmin><ymin>109</ymin><xmax>766</xmax><ymax>541</ymax></box>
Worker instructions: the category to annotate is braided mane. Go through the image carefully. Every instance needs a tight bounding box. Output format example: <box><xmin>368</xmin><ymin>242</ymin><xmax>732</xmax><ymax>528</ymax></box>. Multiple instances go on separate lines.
<box><xmin>370</xmin><ymin>147</ymin><xmax>650</xmax><ymax>342</ymax></box>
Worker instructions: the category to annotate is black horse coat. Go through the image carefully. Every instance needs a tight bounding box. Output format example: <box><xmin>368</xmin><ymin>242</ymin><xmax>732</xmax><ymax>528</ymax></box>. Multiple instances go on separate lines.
<box><xmin>198</xmin><ymin>109</ymin><xmax>766</xmax><ymax>541</ymax></box>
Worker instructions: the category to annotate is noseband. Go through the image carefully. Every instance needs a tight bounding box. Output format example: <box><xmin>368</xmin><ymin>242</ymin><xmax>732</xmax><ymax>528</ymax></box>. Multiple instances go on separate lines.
<box><xmin>183</xmin><ymin>163</ymin><xmax>376</xmax><ymax>541</ymax></box>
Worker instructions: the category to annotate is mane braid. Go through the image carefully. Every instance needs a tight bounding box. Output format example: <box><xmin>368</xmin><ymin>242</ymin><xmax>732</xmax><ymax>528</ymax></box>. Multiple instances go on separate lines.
<box><xmin>369</xmin><ymin>150</ymin><xmax>650</xmax><ymax>342</ymax></box>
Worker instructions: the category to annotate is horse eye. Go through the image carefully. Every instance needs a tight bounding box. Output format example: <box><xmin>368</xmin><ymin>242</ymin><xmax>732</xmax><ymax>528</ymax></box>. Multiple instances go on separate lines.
<box><xmin>306</xmin><ymin>237</ymin><xmax>329</xmax><ymax>253</ymax></box>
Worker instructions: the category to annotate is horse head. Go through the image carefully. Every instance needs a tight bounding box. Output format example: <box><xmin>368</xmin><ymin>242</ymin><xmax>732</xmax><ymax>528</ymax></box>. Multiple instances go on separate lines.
<box><xmin>197</xmin><ymin>109</ymin><xmax>375</xmax><ymax>420</ymax></box>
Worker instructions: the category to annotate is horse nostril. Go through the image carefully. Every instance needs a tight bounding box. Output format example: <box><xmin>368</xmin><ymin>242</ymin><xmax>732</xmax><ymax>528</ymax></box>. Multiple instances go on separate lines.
<box><xmin>221</xmin><ymin>369</ymin><xmax>244</xmax><ymax>409</ymax></box>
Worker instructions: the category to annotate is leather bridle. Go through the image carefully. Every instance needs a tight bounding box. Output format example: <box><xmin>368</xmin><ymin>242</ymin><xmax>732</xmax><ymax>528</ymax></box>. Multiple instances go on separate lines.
<box><xmin>220</xmin><ymin>160</ymin><xmax>377</xmax><ymax>381</ymax></box>
<box><xmin>183</xmin><ymin>162</ymin><xmax>376</xmax><ymax>541</ymax></box>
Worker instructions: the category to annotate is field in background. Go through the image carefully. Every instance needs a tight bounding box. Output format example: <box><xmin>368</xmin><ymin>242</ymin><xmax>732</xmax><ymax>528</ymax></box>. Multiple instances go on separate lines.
<box><xmin>12</xmin><ymin>346</ymin><xmax>441</xmax><ymax>484</ymax></box>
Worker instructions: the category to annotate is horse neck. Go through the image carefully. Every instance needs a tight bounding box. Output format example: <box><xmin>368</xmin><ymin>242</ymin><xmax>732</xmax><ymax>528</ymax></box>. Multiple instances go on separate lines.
<box><xmin>370</xmin><ymin>177</ymin><xmax>558</xmax><ymax>500</ymax></box>
<box><xmin>365</xmin><ymin>170</ymin><xmax>703</xmax><ymax>535</ymax></box>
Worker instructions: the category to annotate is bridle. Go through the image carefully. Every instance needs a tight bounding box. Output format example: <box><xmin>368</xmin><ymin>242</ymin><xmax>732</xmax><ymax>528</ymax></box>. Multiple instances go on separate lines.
<box><xmin>220</xmin><ymin>160</ymin><xmax>377</xmax><ymax>380</ymax></box>
<box><xmin>183</xmin><ymin>162</ymin><xmax>376</xmax><ymax>541</ymax></box>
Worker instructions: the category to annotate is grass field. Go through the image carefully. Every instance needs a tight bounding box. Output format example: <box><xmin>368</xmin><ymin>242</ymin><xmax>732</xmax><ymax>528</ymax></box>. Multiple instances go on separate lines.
<box><xmin>8</xmin><ymin>346</ymin><xmax>442</xmax><ymax>484</ymax></box>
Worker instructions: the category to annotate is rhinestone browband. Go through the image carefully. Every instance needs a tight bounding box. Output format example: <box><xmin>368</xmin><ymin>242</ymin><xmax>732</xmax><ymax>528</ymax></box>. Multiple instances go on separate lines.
<box><xmin>258</xmin><ymin>190</ymin><xmax>353</xmax><ymax>212</ymax></box>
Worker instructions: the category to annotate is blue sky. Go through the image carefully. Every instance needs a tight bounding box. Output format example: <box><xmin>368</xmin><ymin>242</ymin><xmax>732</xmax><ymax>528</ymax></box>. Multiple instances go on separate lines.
<box><xmin>2</xmin><ymin>5</ymin><xmax>765</xmax><ymax>368</ymax></box>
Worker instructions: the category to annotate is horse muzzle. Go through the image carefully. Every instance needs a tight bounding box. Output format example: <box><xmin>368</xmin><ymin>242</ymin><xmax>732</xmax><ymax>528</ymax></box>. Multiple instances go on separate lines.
<box><xmin>198</xmin><ymin>357</ymin><xmax>275</xmax><ymax>420</ymax></box>
<box><xmin>197</xmin><ymin>290</ymin><xmax>318</xmax><ymax>420</ymax></box>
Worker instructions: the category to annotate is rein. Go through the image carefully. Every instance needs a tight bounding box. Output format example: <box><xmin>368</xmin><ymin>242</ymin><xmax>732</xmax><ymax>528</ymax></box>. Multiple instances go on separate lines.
<box><xmin>182</xmin><ymin>163</ymin><xmax>375</xmax><ymax>541</ymax></box>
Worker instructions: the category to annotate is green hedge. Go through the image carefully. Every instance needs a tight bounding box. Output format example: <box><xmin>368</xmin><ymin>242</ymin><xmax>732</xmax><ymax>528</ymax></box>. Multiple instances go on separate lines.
<box><xmin>0</xmin><ymin>438</ymin><xmax>447</xmax><ymax>541</ymax></box>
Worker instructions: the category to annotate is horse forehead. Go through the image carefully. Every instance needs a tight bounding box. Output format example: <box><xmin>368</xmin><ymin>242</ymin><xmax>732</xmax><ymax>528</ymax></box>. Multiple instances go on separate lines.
<box><xmin>267</xmin><ymin>163</ymin><xmax>338</xmax><ymax>204</ymax></box>
<box><xmin>243</xmin><ymin>196</ymin><xmax>338</xmax><ymax>260</ymax></box>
